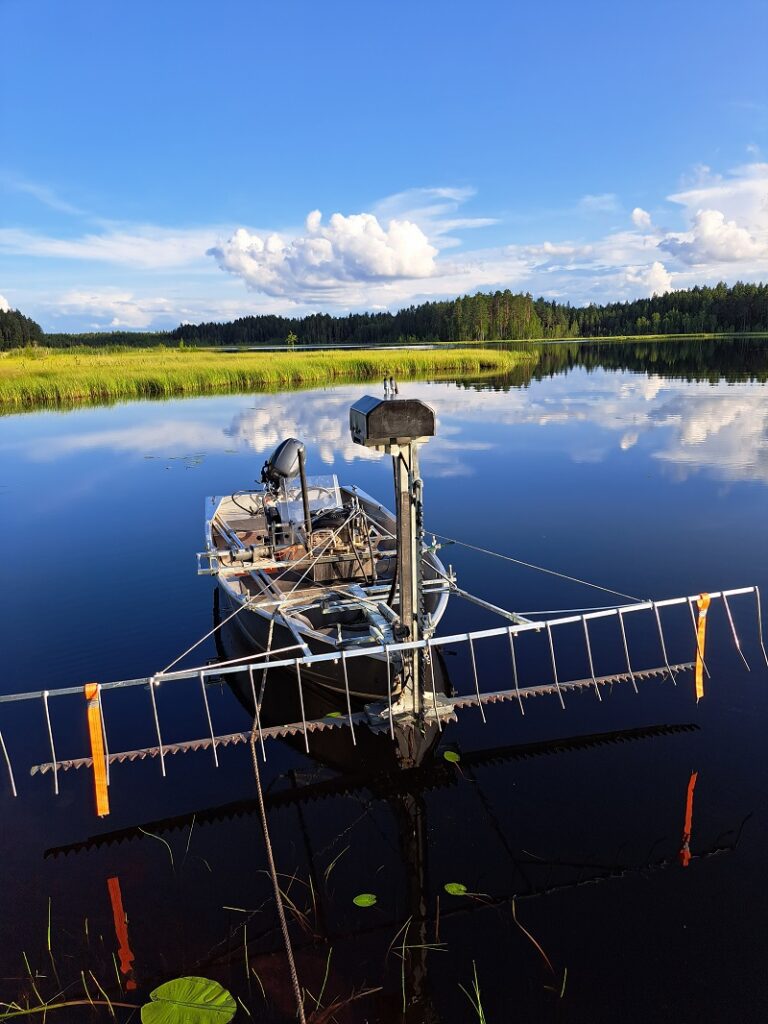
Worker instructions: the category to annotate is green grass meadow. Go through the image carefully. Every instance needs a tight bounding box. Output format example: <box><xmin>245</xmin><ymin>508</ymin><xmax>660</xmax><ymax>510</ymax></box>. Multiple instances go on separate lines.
<box><xmin>0</xmin><ymin>345</ymin><xmax>537</xmax><ymax>412</ymax></box>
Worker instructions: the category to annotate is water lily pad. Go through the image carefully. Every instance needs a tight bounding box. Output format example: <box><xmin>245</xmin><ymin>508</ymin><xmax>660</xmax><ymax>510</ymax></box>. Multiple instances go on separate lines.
<box><xmin>141</xmin><ymin>977</ymin><xmax>236</xmax><ymax>1024</ymax></box>
<box><xmin>442</xmin><ymin>750</ymin><xmax>461</xmax><ymax>763</ymax></box>
<box><xmin>444</xmin><ymin>882</ymin><xmax>468</xmax><ymax>896</ymax></box>
<box><xmin>353</xmin><ymin>893</ymin><xmax>377</xmax><ymax>908</ymax></box>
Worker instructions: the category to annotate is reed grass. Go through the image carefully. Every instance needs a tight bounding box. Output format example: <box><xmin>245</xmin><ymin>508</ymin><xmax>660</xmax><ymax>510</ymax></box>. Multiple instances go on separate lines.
<box><xmin>458</xmin><ymin>962</ymin><xmax>487</xmax><ymax>1024</ymax></box>
<box><xmin>0</xmin><ymin>345</ymin><xmax>536</xmax><ymax>412</ymax></box>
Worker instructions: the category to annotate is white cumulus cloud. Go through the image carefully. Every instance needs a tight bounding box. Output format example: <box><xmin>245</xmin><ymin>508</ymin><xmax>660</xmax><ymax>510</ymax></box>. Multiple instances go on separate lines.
<box><xmin>208</xmin><ymin>210</ymin><xmax>438</xmax><ymax>300</ymax></box>
<box><xmin>624</xmin><ymin>260</ymin><xmax>672</xmax><ymax>296</ymax></box>
<box><xmin>668</xmin><ymin>162</ymin><xmax>768</xmax><ymax>224</ymax></box>
<box><xmin>661</xmin><ymin>208</ymin><xmax>765</xmax><ymax>264</ymax></box>
<box><xmin>57</xmin><ymin>290</ymin><xmax>177</xmax><ymax>328</ymax></box>
<box><xmin>6</xmin><ymin>161</ymin><xmax>768</xmax><ymax>330</ymax></box>
<box><xmin>0</xmin><ymin>293</ymin><xmax>10</xmax><ymax>312</ymax></box>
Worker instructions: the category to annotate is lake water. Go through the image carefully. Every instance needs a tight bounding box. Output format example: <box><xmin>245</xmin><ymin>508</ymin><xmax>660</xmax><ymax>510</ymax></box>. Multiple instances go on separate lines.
<box><xmin>1</xmin><ymin>339</ymin><xmax>768</xmax><ymax>1022</ymax></box>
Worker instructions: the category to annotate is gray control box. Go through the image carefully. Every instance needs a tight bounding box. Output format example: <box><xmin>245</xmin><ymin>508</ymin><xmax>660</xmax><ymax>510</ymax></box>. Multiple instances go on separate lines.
<box><xmin>350</xmin><ymin>396</ymin><xmax>436</xmax><ymax>447</ymax></box>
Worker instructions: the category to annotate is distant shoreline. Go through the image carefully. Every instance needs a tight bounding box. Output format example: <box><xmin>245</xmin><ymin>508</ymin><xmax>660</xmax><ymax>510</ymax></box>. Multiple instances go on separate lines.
<box><xmin>34</xmin><ymin>329</ymin><xmax>768</xmax><ymax>354</ymax></box>
<box><xmin>2</xmin><ymin>334</ymin><xmax>766</xmax><ymax>414</ymax></box>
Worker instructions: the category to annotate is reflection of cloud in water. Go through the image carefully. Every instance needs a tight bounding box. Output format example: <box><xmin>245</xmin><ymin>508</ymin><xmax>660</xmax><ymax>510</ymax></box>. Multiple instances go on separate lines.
<box><xmin>225</xmin><ymin>393</ymin><xmax>381</xmax><ymax>465</ymax></box>
<box><xmin>2</xmin><ymin>419</ymin><xmax>220</xmax><ymax>461</ymax></box>
<box><xmin>649</xmin><ymin>393</ymin><xmax>768</xmax><ymax>480</ymax></box>
<box><xmin>3</xmin><ymin>372</ymin><xmax>767</xmax><ymax>484</ymax></box>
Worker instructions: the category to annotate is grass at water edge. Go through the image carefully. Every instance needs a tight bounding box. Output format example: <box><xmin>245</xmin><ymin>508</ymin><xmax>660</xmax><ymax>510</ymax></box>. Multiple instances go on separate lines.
<box><xmin>0</xmin><ymin>346</ymin><xmax>536</xmax><ymax>412</ymax></box>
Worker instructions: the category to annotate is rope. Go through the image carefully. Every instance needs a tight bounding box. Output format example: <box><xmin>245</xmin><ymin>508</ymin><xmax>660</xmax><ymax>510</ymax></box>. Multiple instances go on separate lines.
<box><xmin>429</xmin><ymin>530</ymin><xmax>641</xmax><ymax>603</ymax></box>
<box><xmin>518</xmin><ymin>603</ymin><xmax>635</xmax><ymax>616</ymax></box>
<box><xmin>249</xmin><ymin>732</ymin><xmax>306</xmax><ymax>1023</ymax></box>
<box><xmin>157</xmin><ymin>591</ymin><xmax>259</xmax><ymax>676</ymax></box>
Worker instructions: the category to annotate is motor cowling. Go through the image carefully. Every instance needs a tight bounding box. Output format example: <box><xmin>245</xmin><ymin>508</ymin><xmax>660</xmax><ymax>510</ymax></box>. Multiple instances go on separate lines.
<box><xmin>261</xmin><ymin>437</ymin><xmax>304</xmax><ymax>493</ymax></box>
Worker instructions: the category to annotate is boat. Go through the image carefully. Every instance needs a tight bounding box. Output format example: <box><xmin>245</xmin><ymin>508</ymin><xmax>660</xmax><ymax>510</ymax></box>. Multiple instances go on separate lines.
<box><xmin>199</xmin><ymin>411</ymin><xmax>452</xmax><ymax>704</ymax></box>
<box><xmin>211</xmin><ymin>586</ymin><xmax>450</xmax><ymax>768</ymax></box>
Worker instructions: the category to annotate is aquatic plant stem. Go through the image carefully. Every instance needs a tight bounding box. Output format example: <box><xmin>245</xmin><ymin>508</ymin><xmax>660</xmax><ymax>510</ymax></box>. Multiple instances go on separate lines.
<box><xmin>511</xmin><ymin>898</ymin><xmax>555</xmax><ymax>974</ymax></box>
<box><xmin>458</xmin><ymin>962</ymin><xmax>487</xmax><ymax>1024</ymax></box>
<box><xmin>249</xmin><ymin>734</ymin><xmax>307</xmax><ymax>1024</ymax></box>
<box><xmin>0</xmin><ymin>1000</ymin><xmax>138</xmax><ymax>1020</ymax></box>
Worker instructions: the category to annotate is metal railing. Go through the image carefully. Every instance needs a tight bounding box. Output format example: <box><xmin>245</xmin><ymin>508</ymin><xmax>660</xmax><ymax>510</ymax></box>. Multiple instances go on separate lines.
<box><xmin>0</xmin><ymin>586</ymin><xmax>764</xmax><ymax>801</ymax></box>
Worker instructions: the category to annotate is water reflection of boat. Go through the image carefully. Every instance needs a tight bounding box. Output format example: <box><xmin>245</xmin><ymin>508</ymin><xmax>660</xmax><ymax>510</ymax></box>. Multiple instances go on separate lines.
<box><xmin>200</xmin><ymin>430</ymin><xmax>450</xmax><ymax>705</ymax></box>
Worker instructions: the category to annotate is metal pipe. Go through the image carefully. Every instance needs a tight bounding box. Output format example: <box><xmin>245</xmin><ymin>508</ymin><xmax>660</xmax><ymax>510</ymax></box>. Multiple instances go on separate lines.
<box><xmin>148</xmin><ymin>678</ymin><xmax>166</xmax><ymax>777</ymax></box>
<box><xmin>42</xmin><ymin>691</ymin><xmax>58</xmax><ymax>795</ymax></box>
<box><xmin>393</xmin><ymin>445</ymin><xmax>422</xmax><ymax>716</ymax></box>
<box><xmin>297</xmin><ymin>446</ymin><xmax>312</xmax><ymax>552</ymax></box>
<box><xmin>340</xmin><ymin>652</ymin><xmax>357</xmax><ymax>746</ymax></box>
<box><xmin>450</xmin><ymin>587</ymin><xmax>534</xmax><ymax>625</ymax></box>
<box><xmin>507</xmin><ymin>627</ymin><xmax>524</xmax><ymax>716</ymax></box>
<box><xmin>582</xmin><ymin>617</ymin><xmax>602</xmax><ymax>702</ymax></box>
<box><xmin>384</xmin><ymin>646</ymin><xmax>395</xmax><ymax>739</ymax></box>
<box><xmin>3</xmin><ymin>587</ymin><xmax>759</xmax><ymax>703</ymax></box>
<box><xmin>0</xmin><ymin>729</ymin><xmax>17</xmax><ymax>797</ymax></box>
<box><xmin>756</xmin><ymin>586</ymin><xmax>768</xmax><ymax>669</ymax></box>
<box><xmin>617</xmin><ymin>609</ymin><xmax>638</xmax><ymax>694</ymax></box>
<box><xmin>653</xmin><ymin>603</ymin><xmax>677</xmax><ymax>685</ymax></box>
<box><xmin>468</xmin><ymin>636</ymin><xmax>486</xmax><ymax>723</ymax></box>
<box><xmin>546</xmin><ymin>622</ymin><xmax>566</xmax><ymax>709</ymax></box>
<box><xmin>723</xmin><ymin>593</ymin><xmax>751</xmax><ymax>672</ymax></box>
<box><xmin>247</xmin><ymin>666</ymin><xmax>266</xmax><ymax>762</ymax></box>
<box><xmin>294</xmin><ymin>660</ymin><xmax>310</xmax><ymax>754</ymax></box>
<box><xmin>199</xmin><ymin>672</ymin><xmax>219</xmax><ymax>768</ymax></box>
<box><xmin>97</xmin><ymin>685</ymin><xmax>111</xmax><ymax>787</ymax></box>
<box><xmin>427</xmin><ymin>644</ymin><xmax>443</xmax><ymax>732</ymax></box>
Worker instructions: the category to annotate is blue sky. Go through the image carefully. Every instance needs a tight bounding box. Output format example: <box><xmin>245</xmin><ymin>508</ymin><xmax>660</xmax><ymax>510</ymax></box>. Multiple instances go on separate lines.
<box><xmin>1</xmin><ymin>0</ymin><xmax>767</xmax><ymax>331</ymax></box>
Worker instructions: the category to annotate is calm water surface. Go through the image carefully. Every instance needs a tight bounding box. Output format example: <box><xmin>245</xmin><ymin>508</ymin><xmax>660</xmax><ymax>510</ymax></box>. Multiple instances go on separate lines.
<box><xmin>1</xmin><ymin>340</ymin><xmax>768</xmax><ymax>1022</ymax></box>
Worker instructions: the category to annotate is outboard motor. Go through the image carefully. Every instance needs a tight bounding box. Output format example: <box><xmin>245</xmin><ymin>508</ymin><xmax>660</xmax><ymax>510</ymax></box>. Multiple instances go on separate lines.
<box><xmin>261</xmin><ymin>437</ymin><xmax>313</xmax><ymax>548</ymax></box>
<box><xmin>261</xmin><ymin>437</ymin><xmax>305</xmax><ymax>495</ymax></box>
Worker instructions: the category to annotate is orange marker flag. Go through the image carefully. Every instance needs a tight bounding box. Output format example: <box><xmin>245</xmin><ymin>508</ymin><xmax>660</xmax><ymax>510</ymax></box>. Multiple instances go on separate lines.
<box><xmin>679</xmin><ymin>770</ymin><xmax>698</xmax><ymax>868</ymax></box>
<box><xmin>694</xmin><ymin>593</ymin><xmax>711</xmax><ymax>702</ymax></box>
<box><xmin>84</xmin><ymin>683</ymin><xmax>110</xmax><ymax>817</ymax></box>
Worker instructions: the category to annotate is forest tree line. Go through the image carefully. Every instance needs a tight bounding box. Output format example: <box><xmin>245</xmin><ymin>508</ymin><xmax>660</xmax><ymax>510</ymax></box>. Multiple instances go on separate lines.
<box><xmin>167</xmin><ymin>281</ymin><xmax>768</xmax><ymax>345</ymax></box>
<box><xmin>0</xmin><ymin>308</ymin><xmax>44</xmax><ymax>348</ymax></box>
<box><xmin>3</xmin><ymin>281</ymin><xmax>768</xmax><ymax>349</ymax></box>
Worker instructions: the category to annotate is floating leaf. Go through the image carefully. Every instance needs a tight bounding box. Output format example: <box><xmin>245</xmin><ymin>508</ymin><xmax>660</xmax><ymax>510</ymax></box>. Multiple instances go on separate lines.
<box><xmin>442</xmin><ymin>750</ymin><xmax>461</xmax><ymax>764</ymax></box>
<box><xmin>444</xmin><ymin>882</ymin><xmax>468</xmax><ymax>896</ymax></box>
<box><xmin>353</xmin><ymin>893</ymin><xmax>377</xmax><ymax>908</ymax></box>
<box><xmin>141</xmin><ymin>977</ymin><xmax>236</xmax><ymax>1024</ymax></box>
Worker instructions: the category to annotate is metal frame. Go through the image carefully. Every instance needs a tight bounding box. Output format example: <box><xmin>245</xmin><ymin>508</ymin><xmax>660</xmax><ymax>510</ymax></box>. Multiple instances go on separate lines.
<box><xmin>0</xmin><ymin>585</ymin><xmax>764</xmax><ymax>795</ymax></box>
<box><xmin>0</xmin><ymin>586</ymin><xmax>760</xmax><ymax>704</ymax></box>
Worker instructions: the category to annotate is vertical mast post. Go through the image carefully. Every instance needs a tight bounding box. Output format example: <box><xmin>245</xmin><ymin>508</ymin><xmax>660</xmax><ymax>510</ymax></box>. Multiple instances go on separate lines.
<box><xmin>394</xmin><ymin>439</ymin><xmax>423</xmax><ymax>716</ymax></box>
<box><xmin>349</xmin><ymin>395</ymin><xmax>436</xmax><ymax>727</ymax></box>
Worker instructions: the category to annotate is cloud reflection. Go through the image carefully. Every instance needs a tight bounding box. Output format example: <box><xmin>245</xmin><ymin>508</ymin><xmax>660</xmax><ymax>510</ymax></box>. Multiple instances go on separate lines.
<box><xmin>2</xmin><ymin>373</ymin><xmax>767</xmax><ymax>485</ymax></box>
